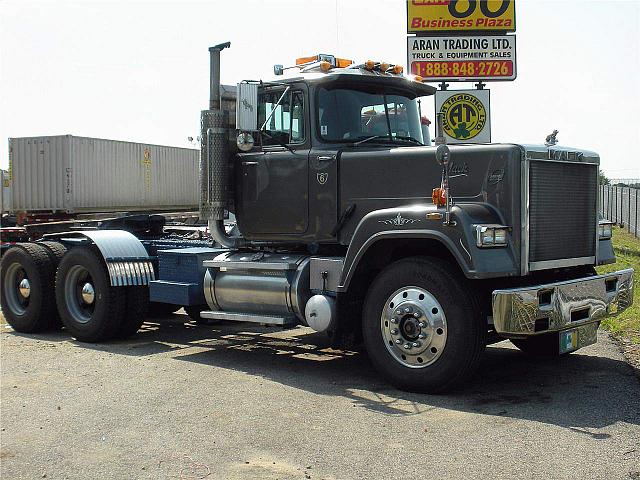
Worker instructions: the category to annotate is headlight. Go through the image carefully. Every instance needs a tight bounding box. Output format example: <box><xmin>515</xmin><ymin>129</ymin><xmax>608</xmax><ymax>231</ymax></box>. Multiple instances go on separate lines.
<box><xmin>598</xmin><ymin>221</ymin><xmax>612</xmax><ymax>240</ymax></box>
<box><xmin>475</xmin><ymin>225</ymin><xmax>510</xmax><ymax>248</ymax></box>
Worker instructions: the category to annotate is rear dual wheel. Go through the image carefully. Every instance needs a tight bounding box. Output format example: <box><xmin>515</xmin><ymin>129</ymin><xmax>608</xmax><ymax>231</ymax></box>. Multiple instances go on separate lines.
<box><xmin>55</xmin><ymin>247</ymin><xmax>148</xmax><ymax>342</ymax></box>
<box><xmin>1</xmin><ymin>243</ymin><xmax>58</xmax><ymax>332</ymax></box>
<box><xmin>2</xmin><ymin>244</ymin><xmax>148</xmax><ymax>342</ymax></box>
<box><xmin>55</xmin><ymin>247</ymin><xmax>126</xmax><ymax>342</ymax></box>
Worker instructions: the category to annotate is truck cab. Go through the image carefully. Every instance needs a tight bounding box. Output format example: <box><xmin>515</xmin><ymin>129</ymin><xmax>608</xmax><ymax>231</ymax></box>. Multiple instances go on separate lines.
<box><xmin>235</xmin><ymin>67</ymin><xmax>434</xmax><ymax>244</ymax></box>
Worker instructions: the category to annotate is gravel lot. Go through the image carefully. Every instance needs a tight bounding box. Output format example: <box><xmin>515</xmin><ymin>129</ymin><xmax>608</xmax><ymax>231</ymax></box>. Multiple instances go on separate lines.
<box><xmin>1</xmin><ymin>313</ymin><xmax>639</xmax><ymax>480</ymax></box>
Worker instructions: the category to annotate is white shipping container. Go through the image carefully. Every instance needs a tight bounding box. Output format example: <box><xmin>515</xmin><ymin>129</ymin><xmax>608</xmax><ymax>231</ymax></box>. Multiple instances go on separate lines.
<box><xmin>0</xmin><ymin>169</ymin><xmax>10</xmax><ymax>213</ymax></box>
<box><xmin>7</xmin><ymin>136</ymin><xmax>199</xmax><ymax>213</ymax></box>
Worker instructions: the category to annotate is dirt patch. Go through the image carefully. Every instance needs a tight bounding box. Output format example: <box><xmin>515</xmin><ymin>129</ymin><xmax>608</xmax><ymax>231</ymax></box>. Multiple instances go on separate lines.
<box><xmin>611</xmin><ymin>332</ymin><xmax>640</xmax><ymax>379</ymax></box>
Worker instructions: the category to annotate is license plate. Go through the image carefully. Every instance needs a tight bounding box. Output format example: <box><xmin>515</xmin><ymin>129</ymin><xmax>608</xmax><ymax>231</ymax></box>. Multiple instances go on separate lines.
<box><xmin>559</xmin><ymin>324</ymin><xmax>598</xmax><ymax>354</ymax></box>
<box><xmin>559</xmin><ymin>329</ymin><xmax>579</xmax><ymax>354</ymax></box>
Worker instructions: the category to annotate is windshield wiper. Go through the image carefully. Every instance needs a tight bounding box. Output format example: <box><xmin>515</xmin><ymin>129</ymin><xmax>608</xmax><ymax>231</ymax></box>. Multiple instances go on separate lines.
<box><xmin>349</xmin><ymin>135</ymin><xmax>423</xmax><ymax>147</ymax></box>
<box><xmin>394</xmin><ymin>135</ymin><xmax>424</xmax><ymax>146</ymax></box>
<box><xmin>349</xmin><ymin>135</ymin><xmax>393</xmax><ymax>147</ymax></box>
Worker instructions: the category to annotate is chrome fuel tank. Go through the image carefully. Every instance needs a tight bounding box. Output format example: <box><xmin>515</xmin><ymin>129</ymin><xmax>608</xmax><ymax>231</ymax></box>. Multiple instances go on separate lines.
<box><xmin>203</xmin><ymin>252</ymin><xmax>310</xmax><ymax>322</ymax></box>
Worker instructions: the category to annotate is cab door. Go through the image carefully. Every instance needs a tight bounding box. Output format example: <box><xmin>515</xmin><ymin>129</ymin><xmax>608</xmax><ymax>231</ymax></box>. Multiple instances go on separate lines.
<box><xmin>237</xmin><ymin>87</ymin><xmax>310</xmax><ymax>236</ymax></box>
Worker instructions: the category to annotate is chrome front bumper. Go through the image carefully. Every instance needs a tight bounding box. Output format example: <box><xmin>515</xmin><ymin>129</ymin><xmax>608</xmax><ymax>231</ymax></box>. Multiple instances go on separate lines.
<box><xmin>492</xmin><ymin>269</ymin><xmax>634</xmax><ymax>337</ymax></box>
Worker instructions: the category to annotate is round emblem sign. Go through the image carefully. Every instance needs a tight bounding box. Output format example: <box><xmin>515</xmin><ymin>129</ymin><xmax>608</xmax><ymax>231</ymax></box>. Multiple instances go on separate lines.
<box><xmin>439</xmin><ymin>93</ymin><xmax>487</xmax><ymax>141</ymax></box>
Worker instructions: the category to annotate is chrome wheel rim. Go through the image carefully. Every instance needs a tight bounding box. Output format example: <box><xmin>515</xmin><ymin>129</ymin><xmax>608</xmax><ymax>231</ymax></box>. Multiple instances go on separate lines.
<box><xmin>64</xmin><ymin>265</ymin><xmax>96</xmax><ymax>324</ymax></box>
<box><xmin>3</xmin><ymin>262</ymin><xmax>30</xmax><ymax>315</ymax></box>
<box><xmin>381</xmin><ymin>286</ymin><xmax>447</xmax><ymax>368</ymax></box>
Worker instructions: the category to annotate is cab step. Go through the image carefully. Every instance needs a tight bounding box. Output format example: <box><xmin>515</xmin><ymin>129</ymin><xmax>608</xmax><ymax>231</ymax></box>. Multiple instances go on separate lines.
<box><xmin>199</xmin><ymin>310</ymin><xmax>297</xmax><ymax>326</ymax></box>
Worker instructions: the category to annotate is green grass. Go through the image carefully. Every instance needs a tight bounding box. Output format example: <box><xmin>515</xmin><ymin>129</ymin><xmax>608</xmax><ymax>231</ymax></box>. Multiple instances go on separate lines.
<box><xmin>596</xmin><ymin>228</ymin><xmax>640</xmax><ymax>344</ymax></box>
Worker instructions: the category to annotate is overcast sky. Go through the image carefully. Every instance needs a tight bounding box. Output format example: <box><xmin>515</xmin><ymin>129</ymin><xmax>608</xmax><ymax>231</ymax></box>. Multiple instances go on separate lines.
<box><xmin>1</xmin><ymin>0</ymin><xmax>639</xmax><ymax>178</ymax></box>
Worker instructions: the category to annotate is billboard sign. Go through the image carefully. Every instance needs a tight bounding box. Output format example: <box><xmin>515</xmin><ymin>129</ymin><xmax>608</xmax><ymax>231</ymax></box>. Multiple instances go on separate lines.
<box><xmin>407</xmin><ymin>0</ymin><xmax>516</xmax><ymax>34</ymax></box>
<box><xmin>435</xmin><ymin>90</ymin><xmax>491</xmax><ymax>144</ymax></box>
<box><xmin>408</xmin><ymin>35</ymin><xmax>516</xmax><ymax>81</ymax></box>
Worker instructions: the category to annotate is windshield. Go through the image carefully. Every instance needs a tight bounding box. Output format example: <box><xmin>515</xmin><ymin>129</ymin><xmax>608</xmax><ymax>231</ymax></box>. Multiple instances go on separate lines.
<box><xmin>317</xmin><ymin>85</ymin><xmax>423</xmax><ymax>144</ymax></box>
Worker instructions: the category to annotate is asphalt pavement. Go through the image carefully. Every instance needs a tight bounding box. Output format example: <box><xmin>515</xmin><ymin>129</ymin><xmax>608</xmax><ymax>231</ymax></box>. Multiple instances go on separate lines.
<box><xmin>1</xmin><ymin>314</ymin><xmax>639</xmax><ymax>480</ymax></box>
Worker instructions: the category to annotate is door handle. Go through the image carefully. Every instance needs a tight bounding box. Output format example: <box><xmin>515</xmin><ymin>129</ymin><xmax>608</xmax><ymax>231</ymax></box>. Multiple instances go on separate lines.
<box><xmin>317</xmin><ymin>156</ymin><xmax>335</xmax><ymax>163</ymax></box>
<box><xmin>242</xmin><ymin>161</ymin><xmax>258</xmax><ymax>166</ymax></box>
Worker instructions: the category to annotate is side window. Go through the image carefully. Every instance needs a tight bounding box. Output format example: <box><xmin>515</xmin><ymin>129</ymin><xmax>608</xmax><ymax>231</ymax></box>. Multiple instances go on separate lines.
<box><xmin>257</xmin><ymin>89</ymin><xmax>305</xmax><ymax>146</ymax></box>
<box><xmin>291</xmin><ymin>92</ymin><xmax>305</xmax><ymax>142</ymax></box>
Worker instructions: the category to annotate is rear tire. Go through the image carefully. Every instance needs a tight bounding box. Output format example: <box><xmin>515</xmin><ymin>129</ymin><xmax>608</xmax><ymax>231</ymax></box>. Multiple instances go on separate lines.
<box><xmin>362</xmin><ymin>256</ymin><xmax>485</xmax><ymax>393</ymax></box>
<box><xmin>115</xmin><ymin>286</ymin><xmax>149</xmax><ymax>339</ymax></box>
<box><xmin>0</xmin><ymin>243</ymin><xmax>58</xmax><ymax>332</ymax></box>
<box><xmin>55</xmin><ymin>247</ymin><xmax>125</xmax><ymax>342</ymax></box>
<box><xmin>39</xmin><ymin>241</ymin><xmax>69</xmax><ymax>329</ymax></box>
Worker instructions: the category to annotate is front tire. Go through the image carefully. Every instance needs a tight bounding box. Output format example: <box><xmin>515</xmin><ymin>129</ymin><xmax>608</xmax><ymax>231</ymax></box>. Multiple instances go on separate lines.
<box><xmin>362</xmin><ymin>257</ymin><xmax>485</xmax><ymax>393</ymax></box>
<box><xmin>55</xmin><ymin>247</ymin><xmax>125</xmax><ymax>342</ymax></box>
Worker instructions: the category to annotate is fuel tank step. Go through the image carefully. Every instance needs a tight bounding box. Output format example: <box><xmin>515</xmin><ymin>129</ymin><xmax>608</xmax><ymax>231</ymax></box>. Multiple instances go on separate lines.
<box><xmin>199</xmin><ymin>310</ymin><xmax>297</xmax><ymax>326</ymax></box>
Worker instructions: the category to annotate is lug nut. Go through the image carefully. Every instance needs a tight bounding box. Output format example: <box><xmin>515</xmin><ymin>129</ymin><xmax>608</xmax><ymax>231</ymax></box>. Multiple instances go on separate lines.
<box><xmin>395</xmin><ymin>339</ymin><xmax>402</xmax><ymax>344</ymax></box>
<box><xmin>418</xmin><ymin>333</ymin><xmax>426</xmax><ymax>339</ymax></box>
<box><xmin>418</xmin><ymin>322</ymin><xmax>426</xmax><ymax>328</ymax></box>
<box><xmin>390</xmin><ymin>317</ymin><xmax>398</xmax><ymax>324</ymax></box>
<box><xmin>413</xmin><ymin>312</ymin><xmax>421</xmax><ymax>318</ymax></box>
<box><xmin>395</xmin><ymin>309</ymin><xmax>402</xmax><ymax>315</ymax></box>
<box><xmin>412</xmin><ymin>342</ymin><xmax>421</xmax><ymax>348</ymax></box>
<box><xmin>390</xmin><ymin>328</ymin><xmax>398</xmax><ymax>335</ymax></box>
<box><xmin>404</xmin><ymin>307</ymin><xmax>412</xmax><ymax>313</ymax></box>
<box><xmin>404</xmin><ymin>344</ymin><xmax>411</xmax><ymax>349</ymax></box>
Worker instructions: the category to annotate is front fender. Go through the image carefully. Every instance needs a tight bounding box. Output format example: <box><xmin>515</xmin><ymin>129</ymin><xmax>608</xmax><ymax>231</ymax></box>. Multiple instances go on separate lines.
<box><xmin>338</xmin><ymin>204</ymin><xmax>520</xmax><ymax>291</ymax></box>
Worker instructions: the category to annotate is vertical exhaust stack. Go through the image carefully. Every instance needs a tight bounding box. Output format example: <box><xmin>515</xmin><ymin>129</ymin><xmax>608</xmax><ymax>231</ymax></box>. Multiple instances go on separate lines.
<box><xmin>200</xmin><ymin>42</ymin><xmax>245</xmax><ymax>248</ymax></box>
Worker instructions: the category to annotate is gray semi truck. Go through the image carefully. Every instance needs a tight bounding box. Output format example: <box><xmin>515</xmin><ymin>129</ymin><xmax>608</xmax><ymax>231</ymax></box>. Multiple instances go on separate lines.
<box><xmin>0</xmin><ymin>43</ymin><xmax>633</xmax><ymax>392</ymax></box>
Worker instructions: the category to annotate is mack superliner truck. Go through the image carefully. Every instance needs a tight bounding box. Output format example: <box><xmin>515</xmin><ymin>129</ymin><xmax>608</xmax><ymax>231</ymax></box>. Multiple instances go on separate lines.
<box><xmin>0</xmin><ymin>43</ymin><xmax>633</xmax><ymax>392</ymax></box>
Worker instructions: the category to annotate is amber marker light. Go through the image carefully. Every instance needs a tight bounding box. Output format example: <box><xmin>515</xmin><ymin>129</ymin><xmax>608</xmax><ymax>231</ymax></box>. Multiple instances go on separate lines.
<box><xmin>365</xmin><ymin>60</ymin><xmax>375</xmax><ymax>71</ymax></box>
<box><xmin>296</xmin><ymin>55</ymin><xmax>318</xmax><ymax>65</ymax></box>
<box><xmin>380</xmin><ymin>62</ymin><xmax>389</xmax><ymax>72</ymax></box>
<box><xmin>336</xmin><ymin>58</ymin><xmax>353</xmax><ymax>68</ymax></box>
<box><xmin>413</xmin><ymin>75</ymin><xmax>424</xmax><ymax>82</ymax></box>
<box><xmin>393</xmin><ymin>65</ymin><xmax>404</xmax><ymax>74</ymax></box>
<box><xmin>319</xmin><ymin>61</ymin><xmax>332</xmax><ymax>72</ymax></box>
<box><xmin>432</xmin><ymin>187</ymin><xmax>446</xmax><ymax>207</ymax></box>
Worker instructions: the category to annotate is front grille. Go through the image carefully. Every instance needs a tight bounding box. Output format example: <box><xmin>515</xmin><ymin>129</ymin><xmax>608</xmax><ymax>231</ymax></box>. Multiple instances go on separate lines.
<box><xmin>529</xmin><ymin>161</ymin><xmax>597</xmax><ymax>264</ymax></box>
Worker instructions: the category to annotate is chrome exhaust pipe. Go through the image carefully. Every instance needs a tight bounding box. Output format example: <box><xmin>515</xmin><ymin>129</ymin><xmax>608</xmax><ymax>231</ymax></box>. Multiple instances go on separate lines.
<box><xmin>200</xmin><ymin>42</ymin><xmax>245</xmax><ymax>248</ymax></box>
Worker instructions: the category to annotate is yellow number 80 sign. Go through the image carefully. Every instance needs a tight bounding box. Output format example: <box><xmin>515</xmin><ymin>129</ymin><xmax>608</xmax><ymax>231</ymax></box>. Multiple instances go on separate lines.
<box><xmin>407</xmin><ymin>0</ymin><xmax>516</xmax><ymax>33</ymax></box>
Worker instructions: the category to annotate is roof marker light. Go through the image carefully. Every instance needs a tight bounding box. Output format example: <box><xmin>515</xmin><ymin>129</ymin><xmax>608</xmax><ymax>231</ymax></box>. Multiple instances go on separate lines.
<box><xmin>380</xmin><ymin>62</ymin><xmax>390</xmax><ymax>73</ymax></box>
<box><xmin>393</xmin><ymin>65</ymin><xmax>404</xmax><ymax>74</ymax></box>
<box><xmin>365</xmin><ymin>60</ymin><xmax>375</xmax><ymax>71</ymax></box>
<box><xmin>336</xmin><ymin>57</ymin><xmax>354</xmax><ymax>68</ymax></box>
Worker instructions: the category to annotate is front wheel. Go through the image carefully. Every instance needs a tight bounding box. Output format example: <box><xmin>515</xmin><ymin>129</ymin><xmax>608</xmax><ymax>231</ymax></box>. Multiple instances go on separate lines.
<box><xmin>362</xmin><ymin>257</ymin><xmax>485</xmax><ymax>393</ymax></box>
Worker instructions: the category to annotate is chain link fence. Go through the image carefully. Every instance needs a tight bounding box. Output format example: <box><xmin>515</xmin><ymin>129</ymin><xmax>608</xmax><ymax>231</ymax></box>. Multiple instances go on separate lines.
<box><xmin>600</xmin><ymin>184</ymin><xmax>639</xmax><ymax>238</ymax></box>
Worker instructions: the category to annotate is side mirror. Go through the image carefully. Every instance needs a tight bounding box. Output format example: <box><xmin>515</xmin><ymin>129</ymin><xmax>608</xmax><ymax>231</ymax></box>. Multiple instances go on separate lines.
<box><xmin>236</xmin><ymin>82</ymin><xmax>258</xmax><ymax>131</ymax></box>
<box><xmin>435</xmin><ymin>144</ymin><xmax>450</xmax><ymax>166</ymax></box>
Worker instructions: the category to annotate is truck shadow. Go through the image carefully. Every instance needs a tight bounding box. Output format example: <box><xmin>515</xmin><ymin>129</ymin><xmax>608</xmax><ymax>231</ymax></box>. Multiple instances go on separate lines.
<box><xmin>8</xmin><ymin>315</ymin><xmax>640</xmax><ymax>431</ymax></box>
